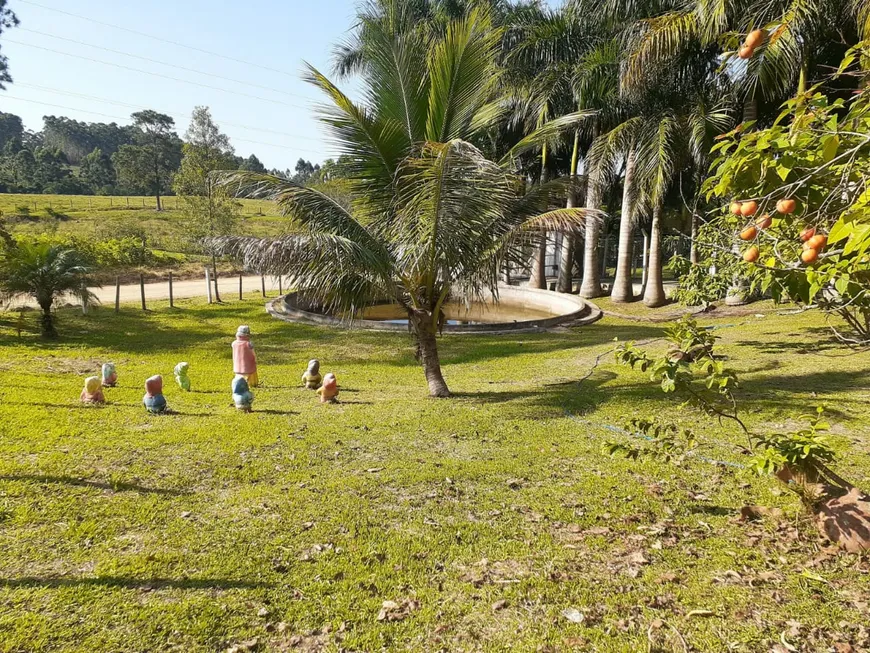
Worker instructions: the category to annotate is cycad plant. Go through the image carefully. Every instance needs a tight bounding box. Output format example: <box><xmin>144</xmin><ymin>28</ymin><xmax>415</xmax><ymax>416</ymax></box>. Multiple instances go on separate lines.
<box><xmin>210</xmin><ymin>9</ymin><xmax>593</xmax><ymax>397</ymax></box>
<box><xmin>0</xmin><ymin>239</ymin><xmax>97</xmax><ymax>338</ymax></box>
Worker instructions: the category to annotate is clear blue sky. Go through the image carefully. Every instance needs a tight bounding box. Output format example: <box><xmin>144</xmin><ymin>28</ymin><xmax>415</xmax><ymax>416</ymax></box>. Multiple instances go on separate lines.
<box><xmin>1</xmin><ymin>0</ymin><xmax>558</xmax><ymax>170</ymax></box>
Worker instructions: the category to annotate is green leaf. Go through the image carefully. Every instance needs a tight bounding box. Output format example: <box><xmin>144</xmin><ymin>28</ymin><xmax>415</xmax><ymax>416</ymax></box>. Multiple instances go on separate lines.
<box><xmin>821</xmin><ymin>134</ymin><xmax>839</xmax><ymax>163</ymax></box>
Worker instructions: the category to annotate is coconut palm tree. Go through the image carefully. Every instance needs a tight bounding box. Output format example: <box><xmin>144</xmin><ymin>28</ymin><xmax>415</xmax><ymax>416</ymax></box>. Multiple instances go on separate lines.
<box><xmin>0</xmin><ymin>240</ymin><xmax>97</xmax><ymax>338</ymax></box>
<box><xmin>210</xmin><ymin>9</ymin><xmax>594</xmax><ymax>398</ymax></box>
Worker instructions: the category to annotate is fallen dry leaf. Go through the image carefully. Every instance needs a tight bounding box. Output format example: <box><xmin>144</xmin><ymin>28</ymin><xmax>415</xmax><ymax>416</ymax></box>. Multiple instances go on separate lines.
<box><xmin>561</xmin><ymin>608</ymin><xmax>584</xmax><ymax>624</ymax></box>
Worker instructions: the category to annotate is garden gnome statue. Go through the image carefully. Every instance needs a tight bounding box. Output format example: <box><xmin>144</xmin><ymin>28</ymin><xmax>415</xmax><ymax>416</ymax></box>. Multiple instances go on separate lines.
<box><xmin>317</xmin><ymin>373</ymin><xmax>339</xmax><ymax>403</ymax></box>
<box><xmin>174</xmin><ymin>362</ymin><xmax>191</xmax><ymax>391</ymax></box>
<box><xmin>301</xmin><ymin>359</ymin><xmax>322</xmax><ymax>389</ymax></box>
<box><xmin>232</xmin><ymin>375</ymin><xmax>254</xmax><ymax>412</ymax></box>
<box><xmin>101</xmin><ymin>363</ymin><xmax>117</xmax><ymax>387</ymax></box>
<box><xmin>232</xmin><ymin>325</ymin><xmax>259</xmax><ymax>387</ymax></box>
<box><xmin>143</xmin><ymin>375</ymin><xmax>168</xmax><ymax>414</ymax></box>
<box><xmin>80</xmin><ymin>376</ymin><xmax>105</xmax><ymax>404</ymax></box>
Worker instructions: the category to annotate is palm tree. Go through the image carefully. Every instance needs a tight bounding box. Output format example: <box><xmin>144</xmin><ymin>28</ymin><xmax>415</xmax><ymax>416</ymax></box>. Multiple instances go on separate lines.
<box><xmin>211</xmin><ymin>9</ymin><xmax>593</xmax><ymax>398</ymax></box>
<box><xmin>505</xmin><ymin>5</ymin><xmax>621</xmax><ymax>297</ymax></box>
<box><xmin>0</xmin><ymin>240</ymin><xmax>97</xmax><ymax>338</ymax></box>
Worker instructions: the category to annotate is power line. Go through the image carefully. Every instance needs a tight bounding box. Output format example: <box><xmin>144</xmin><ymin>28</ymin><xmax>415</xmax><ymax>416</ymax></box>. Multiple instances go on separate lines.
<box><xmin>16</xmin><ymin>27</ymin><xmax>320</xmax><ymax>103</ymax></box>
<box><xmin>0</xmin><ymin>95</ymin><xmax>327</xmax><ymax>157</ymax></box>
<box><xmin>5</xmin><ymin>39</ymin><xmax>314</xmax><ymax>111</ymax></box>
<box><xmin>14</xmin><ymin>82</ymin><xmax>327</xmax><ymax>142</ymax></box>
<box><xmin>16</xmin><ymin>0</ymin><xmax>301</xmax><ymax>79</ymax></box>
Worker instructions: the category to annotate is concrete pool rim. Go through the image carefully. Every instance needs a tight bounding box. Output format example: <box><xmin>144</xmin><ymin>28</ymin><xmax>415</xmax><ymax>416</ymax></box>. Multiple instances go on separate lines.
<box><xmin>266</xmin><ymin>285</ymin><xmax>603</xmax><ymax>334</ymax></box>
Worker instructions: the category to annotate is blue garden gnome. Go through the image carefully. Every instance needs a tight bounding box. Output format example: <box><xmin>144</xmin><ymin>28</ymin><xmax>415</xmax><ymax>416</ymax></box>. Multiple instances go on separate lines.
<box><xmin>232</xmin><ymin>374</ymin><xmax>254</xmax><ymax>412</ymax></box>
<box><xmin>143</xmin><ymin>375</ymin><xmax>168</xmax><ymax>414</ymax></box>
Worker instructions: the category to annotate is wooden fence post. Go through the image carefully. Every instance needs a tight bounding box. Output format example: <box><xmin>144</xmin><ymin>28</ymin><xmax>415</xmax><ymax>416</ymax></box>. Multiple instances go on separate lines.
<box><xmin>278</xmin><ymin>275</ymin><xmax>283</xmax><ymax>295</ymax></box>
<box><xmin>205</xmin><ymin>267</ymin><xmax>213</xmax><ymax>304</ymax></box>
<box><xmin>169</xmin><ymin>271</ymin><xmax>174</xmax><ymax>308</ymax></box>
<box><xmin>239</xmin><ymin>274</ymin><xmax>243</xmax><ymax>300</ymax></box>
<box><xmin>126</xmin><ymin>197</ymin><xmax>129</xmax><ymax>207</ymax></box>
<box><xmin>115</xmin><ymin>277</ymin><xmax>120</xmax><ymax>313</ymax></box>
<box><xmin>261</xmin><ymin>275</ymin><xmax>266</xmax><ymax>297</ymax></box>
<box><xmin>139</xmin><ymin>274</ymin><xmax>146</xmax><ymax>311</ymax></box>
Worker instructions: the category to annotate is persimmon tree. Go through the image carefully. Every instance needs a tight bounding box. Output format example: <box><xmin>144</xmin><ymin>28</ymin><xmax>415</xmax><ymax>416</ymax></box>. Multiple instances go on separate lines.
<box><xmin>612</xmin><ymin>315</ymin><xmax>870</xmax><ymax>551</ymax></box>
<box><xmin>701</xmin><ymin>44</ymin><xmax>870</xmax><ymax>343</ymax></box>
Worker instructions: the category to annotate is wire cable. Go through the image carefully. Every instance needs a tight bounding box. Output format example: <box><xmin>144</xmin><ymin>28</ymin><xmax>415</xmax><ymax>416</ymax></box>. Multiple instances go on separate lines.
<box><xmin>13</xmin><ymin>82</ymin><xmax>326</xmax><ymax>142</ymax></box>
<box><xmin>16</xmin><ymin>0</ymin><xmax>301</xmax><ymax>79</ymax></box>
<box><xmin>15</xmin><ymin>27</ymin><xmax>320</xmax><ymax>103</ymax></box>
<box><xmin>4</xmin><ymin>39</ymin><xmax>314</xmax><ymax>111</ymax></box>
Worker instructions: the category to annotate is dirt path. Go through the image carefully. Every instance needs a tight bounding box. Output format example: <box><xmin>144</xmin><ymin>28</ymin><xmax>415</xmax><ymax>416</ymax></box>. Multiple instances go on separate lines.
<box><xmin>6</xmin><ymin>275</ymin><xmax>285</xmax><ymax>310</ymax></box>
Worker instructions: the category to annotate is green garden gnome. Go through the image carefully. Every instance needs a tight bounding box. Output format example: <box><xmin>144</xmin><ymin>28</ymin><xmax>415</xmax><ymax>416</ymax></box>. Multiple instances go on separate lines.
<box><xmin>174</xmin><ymin>362</ymin><xmax>191</xmax><ymax>392</ymax></box>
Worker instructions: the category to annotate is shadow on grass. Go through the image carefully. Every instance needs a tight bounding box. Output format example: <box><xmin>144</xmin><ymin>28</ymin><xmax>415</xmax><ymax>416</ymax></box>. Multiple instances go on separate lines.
<box><xmin>0</xmin><ymin>474</ymin><xmax>191</xmax><ymax>496</ymax></box>
<box><xmin>0</xmin><ymin>576</ymin><xmax>267</xmax><ymax>590</ymax></box>
<box><xmin>5</xmin><ymin>305</ymin><xmax>668</xmax><ymax>365</ymax></box>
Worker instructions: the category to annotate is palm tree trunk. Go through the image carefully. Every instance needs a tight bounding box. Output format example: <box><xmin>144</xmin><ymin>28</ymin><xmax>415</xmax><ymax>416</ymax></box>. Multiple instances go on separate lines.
<box><xmin>412</xmin><ymin>312</ymin><xmax>450</xmax><ymax>398</ymax></box>
<box><xmin>212</xmin><ymin>253</ymin><xmax>221</xmax><ymax>303</ymax></box>
<box><xmin>600</xmin><ymin>231</ymin><xmax>610</xmax><ymax>279</ymax></box>
<box><xmin>528</xmin><ymin>240</ymin><xmax>547</xmax><ymax>289</ymax></box>
<box><xmin>641</xmin><ymin>229</ymin><xmax>650</xmax><ymax>291</ymax></box>
<box><xmin>558</xmin><ymin>131</ymin><xmax>581</xmax><ymax>293</ymax></box>
<box><xmin>580</xmin><ymin>126</ymin><xmax>604</xmax><ymax>299</ymax></box>
<box><xmin>610</xmin><ymin>149</ymin><xmax>637</xmax><ymax>302</ymax></box>
<box><xmin>742</xmin><ymin>96</ymin><xmax>757</xmax><ymax>123</ymax></box>
<box><xmin>528</xmin><ymin>144</ymin><xmax>549</xmax><ymax>290</ymax></box>
<box><xmin>39</xmin><ymin>302</ymin><xmax>56</xmax><ymax>338</ymax></box>
<box><xmin>643</xmin><ymin>203</ymin><xmax>667</xmax><ymax>307</ymax></box>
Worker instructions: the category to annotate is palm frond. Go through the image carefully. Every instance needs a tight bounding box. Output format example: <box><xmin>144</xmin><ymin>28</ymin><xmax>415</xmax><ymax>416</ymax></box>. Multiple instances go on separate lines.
<box><xmin>499</xmin><ymin>110</ymin><xmax>597</xmax><ymax>165</ymax></box>
<box><xmin>425</xmin><ymin>7</ymin><xmax>504</xmax><ymax>141</ymax></box>
<box><xmin>303</xmin><ymin>63</ymin><xmax>409</xmax><ymax>198</ymax></box>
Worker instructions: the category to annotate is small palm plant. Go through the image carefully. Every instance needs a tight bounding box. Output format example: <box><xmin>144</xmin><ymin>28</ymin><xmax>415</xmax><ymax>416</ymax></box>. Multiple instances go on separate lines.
<box><xmin>210</xmin><ymin>9</ymin><xmax>594</xmax><ymax>398</ymax></box>
<box><xmin>0</xmin><ymin>240</ymin><xmax>97</xmax><ymax>338</ymax></box>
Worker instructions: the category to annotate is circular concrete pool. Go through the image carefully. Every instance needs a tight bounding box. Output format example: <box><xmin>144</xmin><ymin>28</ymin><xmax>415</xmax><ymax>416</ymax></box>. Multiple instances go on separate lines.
<box><xmin>267</xmin><ymin>285</ymin><xmax>602</xmax><ymax>334</ymax></box>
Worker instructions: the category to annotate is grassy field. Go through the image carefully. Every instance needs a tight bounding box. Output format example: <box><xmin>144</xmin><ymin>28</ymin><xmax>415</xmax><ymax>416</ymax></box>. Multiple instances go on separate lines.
<box><xmin>0</xmin><ymin>193</ymin><xmax>287</xmax><ymax>246</ymax></box>
<box><xmin>0</xmin><ymin>298</ymin><xmax>868</xmax><ymax>652</ymax></box>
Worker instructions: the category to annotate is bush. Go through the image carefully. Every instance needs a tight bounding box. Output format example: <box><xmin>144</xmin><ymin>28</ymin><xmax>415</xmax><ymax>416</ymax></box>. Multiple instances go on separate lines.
<box><xmin>13</xmin><ymin>234</ymin><xmax>158</xmax><ymax>270</ymax></box>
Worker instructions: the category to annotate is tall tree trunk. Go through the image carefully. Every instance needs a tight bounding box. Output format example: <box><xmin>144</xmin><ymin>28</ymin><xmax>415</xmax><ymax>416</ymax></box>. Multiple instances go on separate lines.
<box><xmin>580</xmin><ymin>125</ymin><xmax>604</xmax><ymax>298</ymax></box>
<box><xmin>600</xmin><ymin>231</ymin><xmax>610</xmax><ymax>279</ymax></box>
<box><xmin>412</xmin><ymin>312</ymin><xmax>450</xmax><ymax>398</ymax></box>
<box><xmin>212</xmin><ymin>253</ymin><xmax>221</xmax><ymax>303</ymax></box>
<box><xmin>640</xmin><ymin>229</ymin><xmax>650</xmax><ymax>291</ymax></box>
<box><xmin>528</xmin><ymin>144</ymin><xmax>549</xmax><ymax>290</ymax></box>
<box><xmin>558</xmin><ymin>131</ymin><xmax>581</xmax><ymax>293</ymax></box>
<box><xmin>154</xmin><ymin>157</ymin><xmax>163</xmax><ymax>212</ymax></box>
<box><xmin>689</xmin><ymin>213</ymin><xmax>699</xmax><ymax>265</ymax></box>
<box><xmin>528</xmin><ymin>240</ymin><xmax>547</xmax><ymax>289</ymax></box>
<box><xmin>39</xmin><ymin>301</ymin><xmax>56</xmax><ymax>339</ymax></box>
<box><xmin>643</xmin><ymin>203</ymin><xmax>667</xmax><ymax>307</ymax></box>
<box><xmin>742</xmin><ymin>96</ymin><xmax>758</xmax><ymax>123</ymax></box>
<box><xmin>610</xmin><ymin>149</ymin><xmax>637</xmax><ymax>302</ymax></box>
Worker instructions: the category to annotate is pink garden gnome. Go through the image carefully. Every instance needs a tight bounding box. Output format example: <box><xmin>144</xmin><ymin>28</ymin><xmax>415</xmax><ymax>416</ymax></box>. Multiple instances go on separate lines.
<box><xmin>101</xmin><ymin>363</ymin><xmax>117</xmax><ymax>388</ymax></box>
<box><xmin>80</xmin><ymin>376</ymin><xmax>105</xmax><ymax>404</ymax></box>
<box><xmin>317</xmin><ymin>373</ymin><xmax>339</xmax><ymax>403</ymax></box>
<box><xmin>232</xmin><ymin>325</ymin><xmax>259</xmax><ymax>387</ymax></box>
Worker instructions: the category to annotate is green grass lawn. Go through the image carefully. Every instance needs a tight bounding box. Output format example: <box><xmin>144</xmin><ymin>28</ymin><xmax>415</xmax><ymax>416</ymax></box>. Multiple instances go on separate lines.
<box><xmin>0</xmin><ymin>298</ymin><xmax>868</xmax><ymax>652</ymax></box>
<box><xmin>0</xmin><ymin>193</ymin><xmax>287</xmax><ymax>246</ymax></box>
